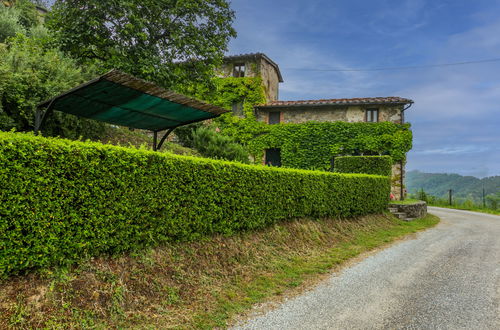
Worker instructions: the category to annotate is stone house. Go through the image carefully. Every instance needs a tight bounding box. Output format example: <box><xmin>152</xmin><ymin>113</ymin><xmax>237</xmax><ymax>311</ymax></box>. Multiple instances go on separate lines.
<box><xmin>220</xmin><ymin>53</ymin><xmax>413</xmax><ymax>200</ymax></box>
<box><xmin>218</xmin><ymin>53</ymin><xmax>283</xmax><ymax>102</ymax></box>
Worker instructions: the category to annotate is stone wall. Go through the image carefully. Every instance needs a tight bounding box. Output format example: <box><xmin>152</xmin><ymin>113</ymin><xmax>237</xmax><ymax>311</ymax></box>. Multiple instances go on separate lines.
<box><xmin>217</xmin><ymin>60</ymin><xmax>259</xmax><ymax>79</ymax></box>
<box><xmin>391</xmin><ymin>162</ymin><xmax>405</xmax><ymax>201</ymax></box>
<box><xmin>390</xmin><ymin>201</ymin><xmax>427</xmax><ymax>219</ymax></box>
<box><xmin>255</xmin><ymin>104</ymin><xmax>404</xmax><ymax>124</ymax></box>
<box><xmin>218</xmin><ymin>58</ymin><xmax>280</xmax><ymax>103</ymax></box>
<box><xmin>259</xmin><ymin>58</ymin><xmax>280</xmax><ymax>102</ymax></box>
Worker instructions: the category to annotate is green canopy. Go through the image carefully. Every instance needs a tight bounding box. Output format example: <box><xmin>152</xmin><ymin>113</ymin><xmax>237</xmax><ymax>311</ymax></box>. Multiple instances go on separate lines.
<box><xmin>36</xmin><ymin>70</ymin><xmax>228</xmax><ymax>150</ymax></box>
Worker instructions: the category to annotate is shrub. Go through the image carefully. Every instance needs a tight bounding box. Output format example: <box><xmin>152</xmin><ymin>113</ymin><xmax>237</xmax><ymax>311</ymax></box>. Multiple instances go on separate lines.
<box><xmin>0</xmin><ymin>28</ymin><xmax>105</xmax><ymax>139</ymax></box>
<box><xmin>335</xmin><ymin>156</ymin><xmax>393</xmax><ymax>176</ymax></box>
<box><xmin>0</xmin><ymin>3</ymin><xmax>25</xmax><ymax>43</ymax></box>
<box><xmin>191</xmin><ymin>126</ymin><xmax>250</xmax><ymax>163</ymax></box>
<box><xmin>0</xmin><ymin>131</ymin><xmax>390</xmax><ymax>277</ymax></box>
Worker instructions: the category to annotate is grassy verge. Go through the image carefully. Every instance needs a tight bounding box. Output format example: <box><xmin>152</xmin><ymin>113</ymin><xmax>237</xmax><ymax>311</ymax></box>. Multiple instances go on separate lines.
<box><xmin>0</xmin><ymin>213</ymin><xmax>439</xmax><ymax>329</ymax></box>
<box><xmin>390</xmin><ymin>198</ymin><xmax>422</xmax><ymax>205</ymax></box>
<box><xmin>428</xmin><ymin>203</ymin><xmax>500</xmax><ymax>215</ymax></box>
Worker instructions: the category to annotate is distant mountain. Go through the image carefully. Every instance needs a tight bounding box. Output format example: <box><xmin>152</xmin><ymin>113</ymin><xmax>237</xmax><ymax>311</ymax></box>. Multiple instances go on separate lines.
<box><xmin>405</xmin><ymin>170</ymin><xmax>500</xmax><ymax>200</ymax></box>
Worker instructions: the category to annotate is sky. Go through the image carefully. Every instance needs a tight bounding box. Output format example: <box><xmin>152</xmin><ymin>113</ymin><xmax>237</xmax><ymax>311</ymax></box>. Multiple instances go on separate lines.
<box><xmin>43</xmin><ymin>0</ymin><xmax>499</xmax><ymax>177</ymax></box>
<box><xmin>228</xmin><ymin>0</ymin><xmax>500</xmax><ymax>178</ymax></box>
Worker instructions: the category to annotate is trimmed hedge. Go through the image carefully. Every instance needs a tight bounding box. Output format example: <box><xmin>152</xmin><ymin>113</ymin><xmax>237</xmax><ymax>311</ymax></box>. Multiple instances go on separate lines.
<box><xmin>335</xmin><ymin>156</ymin><xmax>393</xmax><ymax>176</ymax></box>
<box><xmin>0</xmin><ymin>132</ymin><xmax>390</xmax><ymax>277</ymax></box>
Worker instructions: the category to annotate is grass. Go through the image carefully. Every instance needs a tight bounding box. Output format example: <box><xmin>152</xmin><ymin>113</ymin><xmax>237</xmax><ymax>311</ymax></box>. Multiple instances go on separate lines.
<box><xmin>0</xmin><ymin>213</ymin><xmax>439</xmax><ymax>329</ymax></box>
<box><xmin>427</xmin><ymin>203</ymin><xmax>500</xmax><ymax>215</ymax></box>
<box><xmin>390</xmin><ymin>198</ymin><xmax>422</xmax><ymax>205</ymax></box>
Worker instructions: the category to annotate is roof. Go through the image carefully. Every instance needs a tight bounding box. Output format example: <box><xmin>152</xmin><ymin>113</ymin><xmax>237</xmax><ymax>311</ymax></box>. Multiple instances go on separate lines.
<box><xmin>223</xmin><ymin>53</ymin><xmax>284</xmax><ymax>83</ymax></box>
<box><xmin>38</xmin><ymin>70</ymin><xmax>228</xmax><ymax>131</ymax></box>
<box><xmin>257</xmin><ymin>97</ymin><xmax>414</xmax><ymax>109</ymax></box>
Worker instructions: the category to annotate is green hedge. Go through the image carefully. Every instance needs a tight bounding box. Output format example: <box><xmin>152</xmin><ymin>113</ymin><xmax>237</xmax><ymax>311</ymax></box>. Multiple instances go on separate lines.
<box><xmin>0</xmin><ymin>132</ymin><xmax>390</xmax><ymax>277</ymax></box>
<box><xmin>335</xmin><ymin>156</ymin><xmax>393</xmax><ymax>176</ymax></box>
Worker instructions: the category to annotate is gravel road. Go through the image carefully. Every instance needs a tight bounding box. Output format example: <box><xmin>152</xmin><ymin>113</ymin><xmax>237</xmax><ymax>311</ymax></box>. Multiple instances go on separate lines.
<box><xmin>233</xmin><ymin>207</ymin><xmax>500</xmax><ymax>330</ymax></box>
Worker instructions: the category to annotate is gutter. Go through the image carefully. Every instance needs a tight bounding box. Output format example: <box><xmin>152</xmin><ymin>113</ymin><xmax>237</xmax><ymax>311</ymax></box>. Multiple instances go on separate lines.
<box><xmin>401</xmin><ymin>102</ymin><xmax>413</xmax><ymax>124</ymax></box>
<box><xmin>256</xmin><ymin>102</ymin><xmax>413</xmax><ymax>110</ymax></box>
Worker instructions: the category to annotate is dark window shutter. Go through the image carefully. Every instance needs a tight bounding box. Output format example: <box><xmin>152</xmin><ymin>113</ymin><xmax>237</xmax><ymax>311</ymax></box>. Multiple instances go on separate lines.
<box><xmin>268</xmin><ymin>111</ymin><xmax>281</xmax><ymax>124</ymax></box>
<box><xmin>265</xmin><ymin>148</ymin><xmax>281</xmax><ymax>167</ymax></box>
<box><xmin>232</xmin><ymin>102</ymin><xmax>244</xmax><ymax>117</ymax></box>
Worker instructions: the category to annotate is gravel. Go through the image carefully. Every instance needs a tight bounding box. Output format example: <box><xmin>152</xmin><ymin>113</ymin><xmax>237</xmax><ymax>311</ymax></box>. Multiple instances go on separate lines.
<box><xmin>233</xmin><ymin>207</ymin><xmax>500</xmax><ymax>330</ymax></box>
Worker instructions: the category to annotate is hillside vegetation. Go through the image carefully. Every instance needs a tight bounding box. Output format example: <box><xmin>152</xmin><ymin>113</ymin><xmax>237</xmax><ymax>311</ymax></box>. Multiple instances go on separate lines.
<box><xmin>406</xmin><ymin>170</ymin><xmax>500</xmax><ymax>200</ymax></box>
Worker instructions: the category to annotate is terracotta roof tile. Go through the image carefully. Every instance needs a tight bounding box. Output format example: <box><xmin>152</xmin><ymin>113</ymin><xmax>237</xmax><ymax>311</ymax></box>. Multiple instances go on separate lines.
<box><xmin>258</xmin><ymin>97</ymin><xmax>413</xmax><ymax>108</ymax></box>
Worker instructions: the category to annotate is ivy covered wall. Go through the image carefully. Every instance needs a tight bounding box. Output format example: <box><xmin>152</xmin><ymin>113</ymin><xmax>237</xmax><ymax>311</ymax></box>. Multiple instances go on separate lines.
<box><xmin>247</xmin><ymin>121</ymin><xmax>412</xmax><ymax>170</ymax></box>
<box><xmin>188</xmin><ymin>76</ymin><xmax>413</xmax><ymax>171</ymax></box>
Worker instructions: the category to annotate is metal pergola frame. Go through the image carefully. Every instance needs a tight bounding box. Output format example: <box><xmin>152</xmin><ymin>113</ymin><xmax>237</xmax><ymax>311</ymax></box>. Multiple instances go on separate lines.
<box><xmin>36</xmin><ymin>70</ymin><xmax>228</xmax><ymax>151</ymax></box>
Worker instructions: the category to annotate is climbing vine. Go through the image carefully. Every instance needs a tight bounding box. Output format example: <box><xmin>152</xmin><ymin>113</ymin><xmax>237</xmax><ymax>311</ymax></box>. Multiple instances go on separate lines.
<box><xmin>247</xmin><ymin>121</ymin><xmax>412</xmax><ymax>170</ymax></box>
<box><xmin>187</xmin><ymin>77</ymin><xmax>412</xmax><ymax>171</ymax></box>
<box><xmin>187</xmin><ymin>76</ymin><xmax>268</xmax><ymax>143</ymax></box>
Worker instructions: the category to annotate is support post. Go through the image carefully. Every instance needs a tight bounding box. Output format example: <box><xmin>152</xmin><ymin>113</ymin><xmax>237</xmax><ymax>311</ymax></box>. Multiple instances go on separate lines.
<box><xmin>34</xmin><ymin>99</ymin><xmax>56</xmax><ymax>135</ymax></box>
<box><xmin>34</xmin><ymin>109</ymin><xmax>42</xmax><ymax>135</ymax></box>
<box><xmin>483</xmin><ymin>187</ymin><xmax>486</xmax><ymax>208</ymax></box>
<box><xmin>449</xmin><ymin>189</ymin><xmax>453</xmax><ymax>205</ymax></box>
<box><xmin>153</xmin><ymin>131</ymin><xmax>158</xmax><ymax>151</ymax></box>
<box><xmin>157</xmin><ymin>128</ymin><xmax>175</xmax><ymax>151</ymax></box>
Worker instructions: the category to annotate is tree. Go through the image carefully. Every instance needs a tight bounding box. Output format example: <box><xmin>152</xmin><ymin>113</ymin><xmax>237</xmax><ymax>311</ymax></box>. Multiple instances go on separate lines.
<box><xmin>1</xmin><ymin>0</ymin><xmax>40</xmax><ymax>29</ymax></box>
<box><xmin>0</xmin><ymin>31</ymin><xmax>105</xmax><ymax>139</ymax></box>
<box><xmin>47</xmin><ymin>0</ymin><xmax>236</xmax><ymax>91</ymax></box>
<box><xmin>0</xmin><ymin>3</ymin><xmax>25</xmax><ymax>42</ymax></box>
<box><xmin>416</xmin><ymin>188</ymin><xmax>428</xmax><ymax>202</ymax></box>
<box><xmin>486</xmin><ymin>192</ymin><xmax>500</xmax><ymax>210</ymax></box>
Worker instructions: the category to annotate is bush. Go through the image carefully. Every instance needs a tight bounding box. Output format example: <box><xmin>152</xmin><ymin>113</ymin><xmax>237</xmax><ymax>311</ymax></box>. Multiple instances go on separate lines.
<box><xmin>191</xmin><ymin>126</ymin><xmax>250</xmax><ymax>163</ymax></box>
<box><xmin>0</xmin><ymin>28</ymin><xmax>105</xmax><ymax>139</ymax></box>
<box><xmin>0</xmin><ymin>131</ymin><xmax>390</xmax><ymax>277</ymax></box>
<box><xmin>334</xmin><ymin>156</ymin><xmax>393</xmax><ymax>176</ymax></box>
<box><xmin>0</xmin><ymin>3</ymin><xmax>25</xmax><ymax>42</ymax></box>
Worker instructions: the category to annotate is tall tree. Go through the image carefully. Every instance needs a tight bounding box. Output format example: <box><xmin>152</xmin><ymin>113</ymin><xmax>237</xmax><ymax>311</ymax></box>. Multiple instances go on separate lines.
<box><xmin>47</xmin><ymin>0</ymin><xmax>236</xmax><ymax>91</ymax></box>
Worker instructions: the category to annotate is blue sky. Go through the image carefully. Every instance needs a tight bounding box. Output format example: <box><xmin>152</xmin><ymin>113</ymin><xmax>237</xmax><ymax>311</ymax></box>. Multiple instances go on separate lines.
<box><xmin>228</xmin><ymin>0</ymin><xmax>500</xmax><ymax>177</ymax></box>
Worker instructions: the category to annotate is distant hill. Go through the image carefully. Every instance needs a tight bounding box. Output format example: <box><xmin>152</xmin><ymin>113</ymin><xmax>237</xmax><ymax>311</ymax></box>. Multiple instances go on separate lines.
<box><xmin>405</xmin><ymin>170</ymin><xmax>500</xmax><ymax>200</ymax></box>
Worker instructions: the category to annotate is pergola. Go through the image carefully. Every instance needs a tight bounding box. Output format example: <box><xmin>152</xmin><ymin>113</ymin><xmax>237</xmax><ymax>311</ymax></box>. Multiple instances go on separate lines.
<box><xmin>36</xmin><ymin>70</ymin><xmax>228</xmax><ymax>151</ymax></box>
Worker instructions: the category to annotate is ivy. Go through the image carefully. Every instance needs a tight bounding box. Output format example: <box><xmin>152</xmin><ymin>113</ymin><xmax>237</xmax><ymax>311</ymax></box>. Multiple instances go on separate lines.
<box><xmin>247</xmin><ymin>121</ymin><xmax>412</xmax><ymax>170</ymax></box>
<box><xmin>335</xmin><ymin>156</ymin><xmax>393</xmax><ymax>176</ymax></box>
<box><xmin>185</xmin><ymin>77</ymin><xmax>412</xmax><ymax>171</ymax></box>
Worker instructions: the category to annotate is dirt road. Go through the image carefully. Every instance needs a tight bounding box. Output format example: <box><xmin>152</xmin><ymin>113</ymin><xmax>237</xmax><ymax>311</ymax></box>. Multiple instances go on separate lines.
<box><xmin>234</xmin><ymin>207</ymin><xmax>500</xmax><ymax>329</ymax></box>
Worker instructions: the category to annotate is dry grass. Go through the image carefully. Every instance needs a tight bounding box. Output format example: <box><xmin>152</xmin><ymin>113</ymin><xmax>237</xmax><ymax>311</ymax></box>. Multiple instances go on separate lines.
<box><xmin>0</xmin><ymin>213</ymin><xmax>439</xmax><ymax>329</ymax></box>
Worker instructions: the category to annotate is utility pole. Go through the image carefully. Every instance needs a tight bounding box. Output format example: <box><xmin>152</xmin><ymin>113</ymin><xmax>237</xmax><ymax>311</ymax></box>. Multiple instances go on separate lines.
<box><xmin>483</xmin><ymin>186</ymin><xmax>486</xmax><ymax>208</ymax></box>
<box><xmin>448</xmin><ymin>189</ymin><xmax>453</xmax><ymax>205</ymax></box>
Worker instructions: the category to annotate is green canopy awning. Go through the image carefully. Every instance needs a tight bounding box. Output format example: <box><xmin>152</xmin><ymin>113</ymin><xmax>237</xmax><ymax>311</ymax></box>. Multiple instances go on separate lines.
<box><xmin>36</xmin><ymin>70</ymin><xmax>228</xmax><ymax>150</ymax></box>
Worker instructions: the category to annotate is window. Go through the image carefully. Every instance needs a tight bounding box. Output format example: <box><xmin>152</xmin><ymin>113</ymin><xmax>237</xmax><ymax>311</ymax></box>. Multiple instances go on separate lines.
<box><xmin>231</xmin><ymin>101</ymin><xmax>244</xmax><ymax>117</ymax></box>
<box><xmin>233</xmin><ymin>63</ymin><xmax>245</xmax><ymax>77</ymax></box>
<box><xmin>366</xmin><ymin>108</ymin><xmax>379</xmax><ymax>122</ymax></box>
<box><xmin>265</xmin><ymin>148</ymin><xmax>281</xmax><ymax>167</ymax></box>
<box><xmin>268</xmin><ymin>111</ymin><xmax>281</xmax><ymax>124</ymax></box>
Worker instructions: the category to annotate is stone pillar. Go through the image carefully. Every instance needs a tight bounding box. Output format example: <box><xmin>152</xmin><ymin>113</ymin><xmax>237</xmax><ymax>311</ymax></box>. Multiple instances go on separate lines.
<box><xmin>391</xmin><ymin>163</ymin><xmax>405</xmax><ymax>201</ymax></box>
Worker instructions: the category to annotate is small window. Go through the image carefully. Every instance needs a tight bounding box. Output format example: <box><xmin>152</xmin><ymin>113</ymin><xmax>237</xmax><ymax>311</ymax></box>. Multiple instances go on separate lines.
<box><xmin>268</xmin><ymin>111</ymin><xmax>281</xmax><ymax>124</ymax></box>
<box><xmin>233</xmin><ymin>63</ymin><xmax>245</xmax><ymax>77</ymax></box>
<box><xmin>265</xmin><ymin>148</ymin><xmax>281</xmax><ymax>167</ymax></box>
<box><xmin>231</xmin><ymin>101</ymin><xmax>244</xmax><ymax>117</ymax></box>
<box><xmin>366</xmin><ymin>108</ymin><xmax>379</xmax><ymax>122</ymax></box>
